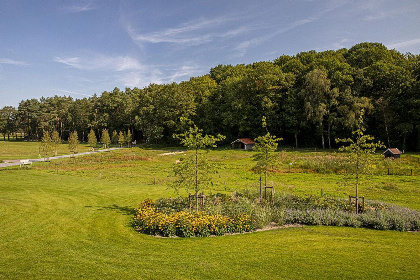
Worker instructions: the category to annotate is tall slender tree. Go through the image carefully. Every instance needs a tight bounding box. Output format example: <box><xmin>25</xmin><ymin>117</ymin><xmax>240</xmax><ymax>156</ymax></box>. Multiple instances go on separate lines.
<box><xmin>68</xmin><ymin>131</ymin><xmax>79</xmax><ymax>158</ymax></box>
<box><xmin>336</xmin><ymin>110</ymin><xmax>385</xmax><ymax>213</ymax></box>
<box><xmin>172</xmin><ymin>119</ymin><xmax>225</xmax><ymax>211</ymax></box>
<box><xmin>87</xmin><ymin>129</ymin><xmax>97</xmax><ymax>151</ymax></box>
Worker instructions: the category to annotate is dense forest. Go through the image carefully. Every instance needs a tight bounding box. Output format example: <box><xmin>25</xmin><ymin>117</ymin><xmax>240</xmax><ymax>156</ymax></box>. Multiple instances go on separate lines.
<box><xmin>1</xmin><ymin>42</ymin><xmax>419</xmax><ymax>151</ymax></box>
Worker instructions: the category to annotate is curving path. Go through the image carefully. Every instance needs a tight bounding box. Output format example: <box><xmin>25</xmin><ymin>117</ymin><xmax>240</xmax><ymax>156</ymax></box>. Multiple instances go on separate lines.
<box><xmin>0</xmin><ymin>148</ymin><xmax>122</xmax><ymax>168</ymax></box>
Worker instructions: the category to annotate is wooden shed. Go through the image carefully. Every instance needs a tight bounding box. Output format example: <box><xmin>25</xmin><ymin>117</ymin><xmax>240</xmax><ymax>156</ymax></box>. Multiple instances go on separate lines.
<box><xmin>231</xmin><ymin>138</ymin><xmax>256</xmax><ymax>150</ymax></box>
<box><xmin>383</xmin><ymin>148</ymin><xmax>402</xmax><ymax>159</ymax></box>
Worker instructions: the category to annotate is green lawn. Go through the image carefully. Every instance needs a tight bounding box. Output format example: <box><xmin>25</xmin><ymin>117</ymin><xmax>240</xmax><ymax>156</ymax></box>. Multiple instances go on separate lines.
<box><xmin>0</xmin><ymin>140</ymin><xmax>93</xmax><ymax>161</ymax></box>
<box><xmin>0</xmin><ymin>145</ymin><xmax>419</xmax><ymax>279</ymax></box>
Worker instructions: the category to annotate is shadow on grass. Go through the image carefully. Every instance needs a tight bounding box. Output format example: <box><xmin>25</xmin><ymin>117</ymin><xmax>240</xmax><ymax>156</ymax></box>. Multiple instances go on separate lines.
<box><xmin>86</xmin><ymin>204</ymin><xmax>136</xmax><ymax>216</ymax></box>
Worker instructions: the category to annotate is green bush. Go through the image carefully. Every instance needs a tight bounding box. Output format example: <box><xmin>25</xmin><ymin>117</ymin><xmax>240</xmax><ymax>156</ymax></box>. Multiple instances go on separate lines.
<box><xmin>133</xmin><ymin>193</ymin><xmax>420</xmax><ymax>237</ymax></box>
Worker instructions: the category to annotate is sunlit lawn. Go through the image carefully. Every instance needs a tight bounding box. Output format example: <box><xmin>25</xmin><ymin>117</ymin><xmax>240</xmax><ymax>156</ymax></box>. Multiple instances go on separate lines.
<box><xmin>0</xmin><ymin>145</ymin><xmax>419</xmax><ymax>279</ymax></box>
<box><xmin>0</xmin><ymin>140</ymin><xmax>94</xmax><ymax>161</ymax></box>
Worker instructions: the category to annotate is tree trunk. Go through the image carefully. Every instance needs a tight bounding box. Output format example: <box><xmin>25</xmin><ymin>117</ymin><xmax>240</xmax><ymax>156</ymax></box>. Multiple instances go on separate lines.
<box><xmin>383</xmin><ymin>112</ymin><xmax>391</xmax><ymax>147</ymax></box>
<box><xmin>294</xmin><ymin>130</ymin><xmax>298</xmax><ymax>148</ymax></box>
<box><xmin>320</xmin><ymin>122</ymin><xmax>325</xmax><ymax>149</ymax></box>
<box><xmin>328</xmin><ymin>122</ymin><xmax>331</xmax><ymax>149</ymax></box>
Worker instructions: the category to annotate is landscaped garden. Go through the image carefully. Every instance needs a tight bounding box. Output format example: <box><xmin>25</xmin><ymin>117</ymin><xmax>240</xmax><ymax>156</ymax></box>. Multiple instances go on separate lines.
<box><xmin>1</xmin><ymin>142</ymin><xmax>419</xmax><ymax>279</ymax></box>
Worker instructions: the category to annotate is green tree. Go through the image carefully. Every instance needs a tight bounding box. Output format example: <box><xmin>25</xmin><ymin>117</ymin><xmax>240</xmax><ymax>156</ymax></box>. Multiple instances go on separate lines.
<box><xmin>118</xmin><ymin>131</ymin><xmax>125</xmax><ymax>148</ymax></box>
<box><xmin>252</xmin><ymin>116</ymin><xmax>282</xmax><ymax>197</ymax></box>
<box><xmin>111</xmin><ymin>130</ymin><xmax>118</xmax><ymax>145</ymax></box>
<box><xmin>68</xmin><ymin>131</ymin><xmax>79</xmax><ymax>157</ymax></box>
<box><xmin>51</xmin><ymin>130</ymin><xmax>61</xmax><ymax>156</ymax></box>
<box><xmin>173</xmin><ymin>119</ymin><xmax>225</xmax><ymax>211</ymax></box>
<box><xmin>126</xmin><ymin>129</ymin><xmax>132</xmax><ymax>148</ymax></box>
<box><xmin>40</xmin><ymin>131</ymin><xmax>53</xmax><ymax>161</ymax></box>
<box><xmin>87</xmin><ymin>129</ymin><xmax>97</xmax><ymax>151</ymax></box>
<box><xmin>301</xmin><ymin>69</ymin><xmax>337</xmax><ymax>149</ymax></box>
<box><xmin>336</xmin><ymin>110</ymin><xmax>385</xmax><ymax>213</ymax></box>
<box><xmin>101</xmin><ymin>129</ymin><xmax>111</xmax><ymax>149</ymax></box>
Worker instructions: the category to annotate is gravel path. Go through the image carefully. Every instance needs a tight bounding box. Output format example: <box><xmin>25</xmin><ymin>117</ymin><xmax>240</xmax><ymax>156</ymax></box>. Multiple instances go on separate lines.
<box><xmin>0</xmin><ymin>148</ymin><xmax>122</xmax><ymax>168</ymax></box>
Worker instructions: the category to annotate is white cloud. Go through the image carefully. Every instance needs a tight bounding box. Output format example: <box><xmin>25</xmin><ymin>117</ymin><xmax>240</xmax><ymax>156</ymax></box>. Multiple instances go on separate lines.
<box><xmin>63</xmin><ymin>1</ymin><xmax>95</xmax><ymax>13</ymax></box>
<box><xmin>56</xmin><ymin>89</ymin><xmax>92</xmax><ymax>97</ymax></box>
<box><xmin>233</xmin><ymin>15</ymin><xmax>319</xmax><ymax>58</ymax></box>
<box><xmin>387</xmin><ymin>38</ymin><xmax>420</xmax><ymax>50</ymax></box>
<box><xmin>332</xmin><ymin>38</ymin><xmax>350</xmax><ymax>49</ymax></box>
<box><xmin>54</xmin><ymin>54</ymin><xmax>142</xmax><ymax>72</ymax></box>
<box><xmin>126</xmin><ymin>16</ymin><xmax>247</xmax><ymax>46</ymax></box>
<box><xmin>0</xmin><ymin>58</ymin><xmax>29</xmax><ymax>66</ymax></box>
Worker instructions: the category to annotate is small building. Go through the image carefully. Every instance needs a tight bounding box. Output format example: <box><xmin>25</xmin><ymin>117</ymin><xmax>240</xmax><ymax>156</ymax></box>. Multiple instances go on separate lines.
<box><xmin>383</xmin><ymin>148</ymin><xmax>402</xmax><ymax>159</ymax></box>
<box><xmin>231</xmin><ymin>138</ymin><xmax>256</xmax><ymax>150</ymax></box>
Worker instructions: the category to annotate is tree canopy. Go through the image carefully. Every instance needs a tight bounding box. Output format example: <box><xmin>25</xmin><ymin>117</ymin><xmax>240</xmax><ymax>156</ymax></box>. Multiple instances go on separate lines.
<box><xmin>2</xmin><ymin>42</ymin><xmax>419</xmax><ymax>151</ymax></box>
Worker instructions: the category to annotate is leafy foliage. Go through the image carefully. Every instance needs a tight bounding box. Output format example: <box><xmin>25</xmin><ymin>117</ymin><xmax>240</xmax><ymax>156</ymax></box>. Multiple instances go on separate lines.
<box><xmin>68</xmin><ymin>131</ymin><xmax>78</xmax><ymax>156</ymax></box>
<box><xmin>2</xmin><ymin>42</ymin><xmax>419</xmax><ymax>151</ymax></box>
<box><xmin>336</xmin><ymin>110</ymin><xmax>385</xmax><ymax>212</ymax></box>
<box><xmin>100</xmin><ymin>129</ymin><xmax>111</xmax><ymax>149</ymax></box>
<box><xmin>40</xmin><ymin>131</ymin><xmax>53</xmax><ymax>161</ymax></box>
<box><xmin>87</xmin><ymin>129</ymin><xmax>97</xmax><ymax>150</ymax></box>
<box><xmin>252</xmin><ymin>116</ymin><xmax>283</xmax><ymax>186</ymax></box>
<box><xmin>172</xmin><ymin>120</ymin><xmax>225</xmax><ymax>200</ymax></box>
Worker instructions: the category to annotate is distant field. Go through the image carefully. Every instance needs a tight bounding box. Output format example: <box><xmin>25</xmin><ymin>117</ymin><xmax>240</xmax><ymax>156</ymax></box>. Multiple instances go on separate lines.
<box><xmin>0</xmin><ymin>146</ymin><xmax>419</xmax><ymax>279</ymax></box>
<box><xmin>0</xmin><ymin>140</ymin><xmax>96</xmax><ymax>160</ymax></box>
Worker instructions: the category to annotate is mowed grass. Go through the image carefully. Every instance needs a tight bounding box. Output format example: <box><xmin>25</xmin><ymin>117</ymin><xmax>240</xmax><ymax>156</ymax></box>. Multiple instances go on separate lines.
<box><xmin>0</xmin><ymin>140</ymin><xmax>93</xmax><ymax>161</ymax></box>
<box><xmin>0</xmin><ymin>144</ymin><xmax>419</xmax><ymax>279</ymax></box>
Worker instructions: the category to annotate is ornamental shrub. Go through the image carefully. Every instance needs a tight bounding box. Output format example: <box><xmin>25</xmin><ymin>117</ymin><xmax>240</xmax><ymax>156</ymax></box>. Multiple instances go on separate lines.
<box><xmin>133</xmin><ymin>200</ymin><xmax>254</xmax><ymax>237</ymax></box>
<box><xmin>133</xmin><ymin>194</ymin><xmax>419</xmax><ymax>237</ymax></box>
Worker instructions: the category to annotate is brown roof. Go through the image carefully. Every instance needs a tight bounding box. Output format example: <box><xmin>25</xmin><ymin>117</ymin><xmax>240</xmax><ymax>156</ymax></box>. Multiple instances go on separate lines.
<box><xmin>384</xmin><ymin>148</ymin><xmax>401</xmax><ymax>155</ymax></box>
<box><xmin>232</xmin><ymin>138</ymin><xmax>256</xmax><ymax>145</ymax></box>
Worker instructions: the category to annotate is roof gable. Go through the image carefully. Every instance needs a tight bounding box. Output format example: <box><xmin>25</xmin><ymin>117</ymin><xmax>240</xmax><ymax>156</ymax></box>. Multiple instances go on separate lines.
<box><xmin>384</xmin><ymin>148</ymin><xmax>401</xmax><ymax>155</ymax></box>
<box><xmin>231</xmin><ymin>138</ymin><xmax>256</xmax><ymax>145</ymax></box>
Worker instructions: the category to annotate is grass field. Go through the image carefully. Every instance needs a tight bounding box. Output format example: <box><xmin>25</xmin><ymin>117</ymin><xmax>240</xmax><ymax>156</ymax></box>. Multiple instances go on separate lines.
<box><xmin>0</xmin><ymin>143</ymin><xmax>419</xmax><ymax>279</ymax></box>
<box><xmin>0</xmin><ymin>140</ymin><xmax>94</xmax><ymax>161</ymax></box>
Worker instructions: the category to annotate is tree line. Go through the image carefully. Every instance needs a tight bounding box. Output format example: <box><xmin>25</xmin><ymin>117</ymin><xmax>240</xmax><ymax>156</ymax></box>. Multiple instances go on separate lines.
<box><xmin>0</xmin><ymin>42</ymin><xmax>419</xmax><ymax>151</ymax></box>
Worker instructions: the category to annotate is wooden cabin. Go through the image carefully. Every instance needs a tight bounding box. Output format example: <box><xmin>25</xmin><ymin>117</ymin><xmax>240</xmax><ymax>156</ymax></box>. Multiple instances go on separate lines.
<box><xmin>231</xmin><ymin>138</ymin><xmax>256</xmax><ymax>150</ymax></box>
<box><xmin>383</xmin><ymin>148</ymin><xmax>402</xmax><ymax>159</ymax></box>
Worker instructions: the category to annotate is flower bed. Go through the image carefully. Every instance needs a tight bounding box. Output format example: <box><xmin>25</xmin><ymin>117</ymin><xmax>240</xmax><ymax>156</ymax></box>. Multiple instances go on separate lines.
<box><xmin>133</xmin><ymin>194</ymin><xmax>420</xmax><ymax>237</ymax></box>
<box><xmin>133</xmin><ymin>199</ymin><xmax>254</xmax><ymax>237</ymax></box>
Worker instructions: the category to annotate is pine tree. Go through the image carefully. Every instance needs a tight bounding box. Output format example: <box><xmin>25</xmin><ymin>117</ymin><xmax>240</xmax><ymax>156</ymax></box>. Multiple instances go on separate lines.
<box><xmin>126</xmin><ymin>129</ymin><xmax>132</xmax><ymax>148</ymax></box>
<box><xmin>118</xmin><ymin>131</ymin><xmax>125</xmax><ymax>148</ymax></box>
<box><xmin>101</xmin><ymin>129</ymin><xmax>111</xmax><ymax>149</ymax></box>
<box><xmin>51</xmin><ymin>130</ymin><xmax>61</xmax><ymax>157</ymax></box>
<box><xmin>87</xmin><ymin>129</ymin><xmax>97</xmax><ymax>151</ymax></box>
<box><xmin>68</xmin><ymin>131</ymin><xmax>79</xmax><ymax>157</ymax></box>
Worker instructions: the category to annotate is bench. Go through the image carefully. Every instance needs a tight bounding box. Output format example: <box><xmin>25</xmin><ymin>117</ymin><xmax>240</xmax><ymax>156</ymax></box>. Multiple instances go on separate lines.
<box><xmin>20</xmin><ymin>159</ymin><xmax>32</xmax><ymax>168</ymax></box>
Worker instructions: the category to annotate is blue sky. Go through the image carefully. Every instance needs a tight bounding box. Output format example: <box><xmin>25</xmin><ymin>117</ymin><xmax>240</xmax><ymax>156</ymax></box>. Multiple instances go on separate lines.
<box><xmin>1</xmin><ymin>0</ymin><xmax>419</xmax><ymax>108</ymax></box>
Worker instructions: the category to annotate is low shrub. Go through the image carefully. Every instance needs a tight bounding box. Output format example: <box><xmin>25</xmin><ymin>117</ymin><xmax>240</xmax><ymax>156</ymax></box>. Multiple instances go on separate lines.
<box><xmin>133</xmin><ymin>194</ymin><xmax>420</xmax><ymax>237</ymax></box>
<box><xmin>133</xmin><ymin>199</ymin><xmax>254</xmax><ymax>237</ymax></box>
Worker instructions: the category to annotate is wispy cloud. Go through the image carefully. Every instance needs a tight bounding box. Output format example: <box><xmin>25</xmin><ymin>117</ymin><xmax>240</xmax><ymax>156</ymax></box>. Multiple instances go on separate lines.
<box><xmin>387</xmin><ymin>38</ymin><xmax>420</xmax><ymax>50</ymax></box>
<box><xmin>233</xmin><ymin>15</ymin><xmax>319</xmax><ymax>58</ymax></box>
<box><xmin>0</xmin><ymin>58</ymin><xmax>29</xmax><ymax>66</ymax></box>
<box><xmin>57</xmin><ymin>89</ymin><xmax>92</xmax><ymax>97</ymax></box>
<box><xmin>118</xmin><ymin>63</ymin><xmax>204</xmax><ymax>88</ymax></box>
<box><xmin>62</xmin><ymin>1</ymin><xmax>95</xmax><ymax>13</ymax></box>
<box><xmin>332</xmin><ymin>38</ymin><xmax>350</xmax><ymax>49</ymax></box>
<box><xmin>54</xmin><ymin>54</ymin><xmax>142</xmax><ymax>72</ymax></box>
<box><xmin>127</xmin><ymin>16</ymin><xmax>248</xmax><ymax>46</ymax></box>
